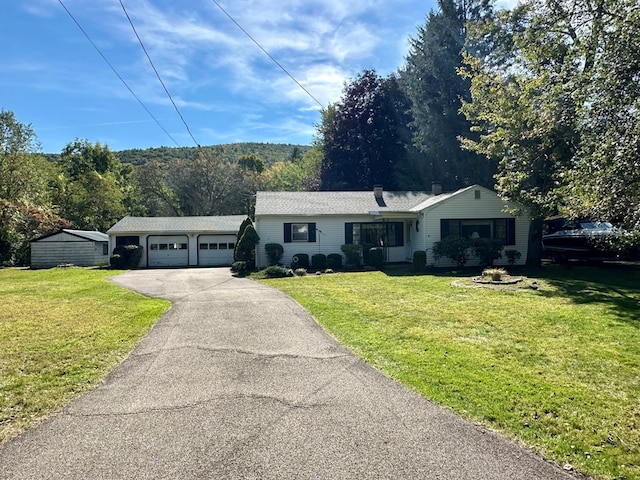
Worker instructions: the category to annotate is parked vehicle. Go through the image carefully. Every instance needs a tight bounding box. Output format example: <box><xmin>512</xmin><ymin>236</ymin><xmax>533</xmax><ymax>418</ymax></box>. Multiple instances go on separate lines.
<box><xmin>542</xmin><ymin>220</ymin><xmax>630</xmax><ymax>262</ymax></box>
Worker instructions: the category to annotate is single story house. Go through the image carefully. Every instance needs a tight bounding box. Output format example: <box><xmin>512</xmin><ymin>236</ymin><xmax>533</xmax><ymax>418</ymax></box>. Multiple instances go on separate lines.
<box><xmin>107</xmin><ymin>215</ymin><xmax>246</xmax><ymax>268</ymax></box>
<box><xmin>30</xmin><ymin>229</ymin><xmax>109</xmax><ymax>269</ymax></box>
<box><xmin>253</xmin><ymin>184</ymin><xmax>530</xmax><ymax>268</ymax></box>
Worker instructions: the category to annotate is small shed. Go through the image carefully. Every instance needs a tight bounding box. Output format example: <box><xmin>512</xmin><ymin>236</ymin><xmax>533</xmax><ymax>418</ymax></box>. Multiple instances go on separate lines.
<box><xmin>30</xmin><ymin>229</ymin><xmax>109</xmax><ymax>269</ymax></box>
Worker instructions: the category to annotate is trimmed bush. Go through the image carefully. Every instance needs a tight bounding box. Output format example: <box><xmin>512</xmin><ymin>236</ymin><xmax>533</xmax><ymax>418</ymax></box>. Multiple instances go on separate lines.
<box><xmin>340</xmin><ymin>244</ymin><xmax>362</xmax><ymax>266</ymax></box>
<box><xmin>111</xmin><ymin>244</ymin><xmax>143</xmax><ymax>269</ymax></box>
<box><xmin>471</xmin><ymin>238</ymin><xmax>503</xmax><ymax>267</ymax></box>
<box><xmin>109</xmin><ymin>254</ymin><xmax>124</xmax><ymax>269</ymax></box>
<box><xmin>294</xmin><ymin>268</ymin><xmax>307</xmax><ymax>276</ymax></box>
<box><xmin>505</xmin><ymin>249</ymin><xmax>521</xmax><ymax>265</ymax></box>
<box><xmin>368</xmin><ymin>247</ymin><xmax>384</xmax><ymax>270</ymax></box>
<box><xmin>264</xmin><ymin>243</ymin><xmax>284</xmax><ymax>266</ymax></box>
<box><xmin>235</xmin><ymin>224</ymin><xmax>260</xmax><ymax>268</ymax></box>
<box><xmin>326</xmin><ymin>253</ymin><xmax>343</xmax><ymax>270</ymax></box>
<box><xmin>291</xmin><ymin>253</ymin><xmax>309</xmax><ymax>270</ymax></box>
<box><xmin>263</xmin><ymin>265</ymin><xmax>294</xmax><ymax>278</ymax></box>
<box><xmin>432</xmin><ymin>237</ymin><xmax>471</xmax><ymax>268</ymax></box>
<box><xmin>311</xmin><ymin>253</ymin><xmax>327</xmax><ymax>271</ymax></box>
<box><xmin>412</xmin><ymin>250</ymin><xmax>427</xmax><ymax>271</ymax></box>
<box><xmin>230</xmin><ymin>261</ymin><xmax>248</xmax><ymax>275</ymax></box>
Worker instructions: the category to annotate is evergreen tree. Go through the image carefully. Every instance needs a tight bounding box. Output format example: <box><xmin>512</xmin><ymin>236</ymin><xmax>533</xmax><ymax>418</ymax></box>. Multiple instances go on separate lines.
<box><xmin>399</xmin><ymin>0</ymin><xmax>496</xmax><ymax>191</ymax></box>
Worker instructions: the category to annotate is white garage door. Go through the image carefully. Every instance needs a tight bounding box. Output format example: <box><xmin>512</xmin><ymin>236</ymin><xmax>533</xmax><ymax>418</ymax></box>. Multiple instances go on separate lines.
<box><xmin>198</xmin><ymin>235</ymin><xmax>236</xmax><ymax>266</ymax></box>
<box><xmin>148</xmin><ymin>235</ymin><xmax>189</xmax><ymax>267</ymax></box>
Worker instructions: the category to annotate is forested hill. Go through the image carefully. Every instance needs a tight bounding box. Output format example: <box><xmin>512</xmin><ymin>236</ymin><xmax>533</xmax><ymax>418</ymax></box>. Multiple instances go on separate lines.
<box><xmin>45</xmin><ymin>142</ymin><xmax>311</xmax><ymax>166</ymax></box>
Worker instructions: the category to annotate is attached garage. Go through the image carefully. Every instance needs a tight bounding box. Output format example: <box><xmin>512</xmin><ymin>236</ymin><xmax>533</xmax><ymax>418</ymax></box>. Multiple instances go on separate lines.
<box><xmin>197</xmin><ymin>234</ymin><xmax>236</xmax><ymax>266</ymax></box>
<box><xmin>107</xmin><ymin>215</ymin><xmax>246</xmax><ymax>268</ymax></box>
<box><xmin>148</xmin><ymin>235</ymin><xmax>189</xmax><ymax>267</ymax></box>
<box><xmin>31</xmin><ymin>229</ymin><xmax>109</xmax><ymax>269</ymax></box>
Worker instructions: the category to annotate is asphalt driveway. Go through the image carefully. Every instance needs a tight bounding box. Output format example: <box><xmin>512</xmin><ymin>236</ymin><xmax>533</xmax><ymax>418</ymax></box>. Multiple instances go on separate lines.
<box><xmin>0</xmin><ymin>268</ymin><xmax>576</xmax><ymax>479</ymax></box>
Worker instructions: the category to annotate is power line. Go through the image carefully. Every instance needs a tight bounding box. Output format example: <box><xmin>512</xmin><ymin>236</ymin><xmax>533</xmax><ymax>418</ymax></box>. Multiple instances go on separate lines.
<box><xmin>57</xmin><ymin>0</ymin><xmax>181</xmax><ymax>147</ymax></box>
<box><xmin>118</xmin><ymin>0</ymin><xmax>200</xmax><ymax>147</ymax></box>
<box><xmin>209</xmin><ymin>0</ymin><xmax>324</xmax><ymax>108</ymax></box>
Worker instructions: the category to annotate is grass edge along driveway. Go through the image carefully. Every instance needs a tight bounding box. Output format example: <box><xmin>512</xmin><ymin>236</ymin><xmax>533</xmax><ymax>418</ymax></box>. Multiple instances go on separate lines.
<box><xmin>259</xmin><ymin>264</ymin><xmax>640</xmax><ymax>480</ymax></box>
<box><xmin>0</xmin><ymin>267</ymin><xmax>169</xmax><ymax>443</ymax></box>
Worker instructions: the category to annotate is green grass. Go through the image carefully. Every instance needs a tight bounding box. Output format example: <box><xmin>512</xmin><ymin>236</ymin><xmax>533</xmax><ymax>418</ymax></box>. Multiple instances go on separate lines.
<box><xmin>0</xmin><ymin>267</ymin><xmax>169</xmax><ymax>443</ymax></box>
<box><xmin>258</xmin><ymin>264</ymin><xmax>640</xmax><ymax>480</ymax></box>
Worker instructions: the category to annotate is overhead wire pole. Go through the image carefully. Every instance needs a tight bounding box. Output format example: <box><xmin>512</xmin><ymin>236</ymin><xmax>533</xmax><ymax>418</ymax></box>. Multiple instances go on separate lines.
<box><xmin>209</xmin><ymin>0</ymin><xmax>324</xmax><ymax>109</ymax></box>
<box><xmin>118</xmin><ymin>0</ymin><xmax>201</xmax><ymax>147</ymax></box>
<box><xmin>57</xmin><ymin>0</ymin><xmax>181</xmax><ymax>147</ymax></box>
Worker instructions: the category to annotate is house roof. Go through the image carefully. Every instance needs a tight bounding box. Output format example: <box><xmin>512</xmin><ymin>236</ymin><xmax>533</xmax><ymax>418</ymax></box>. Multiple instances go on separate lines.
<box><xmin>107</xmin><ymin>215</ymin><xmax>246</xmax><ymax>234</ymax></box>
<box><xmin>31</xmin><ymin>229</ymin><xmax>109</xmax><ymax>243</ymax></box>
<box><xmin>254</xmin><ymin>189</ymin><xmax>465</xmax><ymax>216</ymax></box>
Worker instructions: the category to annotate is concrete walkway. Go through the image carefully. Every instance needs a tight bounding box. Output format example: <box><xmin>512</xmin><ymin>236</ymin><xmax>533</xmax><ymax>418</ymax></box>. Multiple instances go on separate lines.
<box><xmin>0</xmin><ymin>268</ymin><xmax>576</xmax><ymax>479</ymax></box>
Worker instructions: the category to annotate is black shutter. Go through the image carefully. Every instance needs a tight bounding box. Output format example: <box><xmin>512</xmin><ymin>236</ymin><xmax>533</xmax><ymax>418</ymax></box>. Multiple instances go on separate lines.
<box><xmin>440</xmin><ymin>219</ymin><xmax>449</xmax><ymax>239</ymax></box>
<box><xmin>284</xmin><ymin>223</ymin><xmax>292</xmax><ymax>243</ymax></box>
<box><xmin>506</xmin><ymin>218</ymin><xmax>516</xmax><ymax>245</ymax></box>
<box><xmin>308</xmin><ymin>223</ymin><xmax>316</xmax><ymax>242</ymax></box>
<box><xmin>345</xmin><ymin>223</ymin><xmax>353</xmax><ymax>244</ymax></box>
<box><xmin>394</xmin><ymin>222</ymin><xmax>404</xmax><ymax>246</ymax></box>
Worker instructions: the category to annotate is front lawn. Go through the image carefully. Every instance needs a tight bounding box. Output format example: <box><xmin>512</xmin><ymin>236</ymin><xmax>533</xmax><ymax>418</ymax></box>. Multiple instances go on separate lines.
<box><xmin>259</xmin><ymin>264</ymin><xmax>640</xmax><ymax>480</ymax></box>
<box><xmin>0</xmin><ymin>267</ymin><xmax>169</xmax><ymax>443</ymax></box>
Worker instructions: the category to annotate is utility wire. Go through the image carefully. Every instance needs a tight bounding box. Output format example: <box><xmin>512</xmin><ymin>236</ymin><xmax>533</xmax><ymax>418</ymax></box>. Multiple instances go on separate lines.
<box><xmin>119</xmin><ymin>0</ymin><xmax>200</xmax><ymax>147</ymax></box>
<box><xmin>209</xmin><ymin>0</ymin><xmax>324</xmax><ymax>108</ymax></box>
<box><xmin>57</xmin><ymin>0</ymin><xmax>181</xmax><ymax>147</ymax></box>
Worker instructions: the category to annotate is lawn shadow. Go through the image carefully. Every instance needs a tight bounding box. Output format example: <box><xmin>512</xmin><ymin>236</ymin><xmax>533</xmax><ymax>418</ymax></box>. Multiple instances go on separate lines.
<box><xmin>382</xmin><ymin>261</ymin><xmax>640</xmax><ymax>327</ymax></box>
<box><xmin>520</xmin><ymin>262</ymin><xmax>639</xmax><ymax>326</ymax></box>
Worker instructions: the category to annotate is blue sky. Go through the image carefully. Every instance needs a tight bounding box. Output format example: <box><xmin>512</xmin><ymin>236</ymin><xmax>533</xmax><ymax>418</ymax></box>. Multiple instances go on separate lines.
<box><xmin>3</xmin><ymin>0</ymin><xmax>516</xmax><ymax>153</ymax></box>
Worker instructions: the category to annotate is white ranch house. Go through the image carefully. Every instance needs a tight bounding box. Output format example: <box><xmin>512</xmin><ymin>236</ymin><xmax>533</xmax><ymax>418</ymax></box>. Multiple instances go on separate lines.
<box><xmin>107</xmin><ymin>215</ymin><xmax>246</xmax><ymax>268</ymax></box>
<box><xmin>254</xmin><ymin>185</ymin><xmax>530</xmax><ymax>269</ymax></box>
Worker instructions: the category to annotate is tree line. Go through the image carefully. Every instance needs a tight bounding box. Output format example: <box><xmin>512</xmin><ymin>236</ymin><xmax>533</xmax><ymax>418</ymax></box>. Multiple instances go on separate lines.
<box><xmin>0</xmin><ymin>110</ymin><xmax>321</xmax><ymax>265</ymax></box>
<box><xmin>317</xmin><ymin>0</ymin><xmax>640</xmax><ymax>263</ymax></box>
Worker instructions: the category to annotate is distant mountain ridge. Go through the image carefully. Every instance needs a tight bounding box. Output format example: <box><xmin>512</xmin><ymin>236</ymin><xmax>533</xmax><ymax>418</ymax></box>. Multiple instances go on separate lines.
<box><xmin>45</xmin><ymin>142</ymin><xmax>311</xmax><ymax>166</ymax></box>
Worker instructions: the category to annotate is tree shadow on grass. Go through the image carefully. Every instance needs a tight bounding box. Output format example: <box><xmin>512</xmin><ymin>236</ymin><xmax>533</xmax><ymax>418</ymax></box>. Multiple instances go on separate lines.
<box><xmin>531</xmin><ymin>262</ymin><xmax>640</xmax><ymax>326</ymax></box>
<box><xmin>383</xmin><ymin>261</ymin><xmax>640</xmax><ymax>327</ymax></box>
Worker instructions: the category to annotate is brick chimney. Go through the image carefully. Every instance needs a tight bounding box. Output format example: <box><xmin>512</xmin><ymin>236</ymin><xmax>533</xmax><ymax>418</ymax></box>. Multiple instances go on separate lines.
<box><xmin>431</xmin><ymin>182</ymin><xmax>442</xmax><ymax>195</ymax></box>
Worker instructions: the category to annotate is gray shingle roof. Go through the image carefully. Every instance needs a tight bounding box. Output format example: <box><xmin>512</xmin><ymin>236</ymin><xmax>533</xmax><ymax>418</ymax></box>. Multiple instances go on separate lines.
<box><xmin>107</xmin><ymin>215</ymin><xmax>246</xmax><ymax>234</ymax></box>
<box><xmin>255</xmin><ymin>190</ymin><xmax>446</xmax><ymax>216</ymax></box>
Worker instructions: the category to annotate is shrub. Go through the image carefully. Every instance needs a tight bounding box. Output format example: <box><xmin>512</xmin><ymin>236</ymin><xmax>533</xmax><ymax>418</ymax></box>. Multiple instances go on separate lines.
<box><xmin>324</xmin><ymin>268</ymin><xmax>335</xmax><ymax>274</ymax></box>
<box><xmin>340</xmin><ymin>244</ymin><xmax>362</xmax><ymax>266</ymax></box>
<box><xmin>235</xmin><ymin>224</ymin><xmax>260</xmax><ymax>268</ymax></box>
<box><xmin>368</xmin><ymin>247</ymin><xmax>384</xmax><ymax>270</ymax></box>
<box><xmin>264</xmin><ymin>243</ymin><xmax>284</xmax><ymax>266</ymax></box>
<box><xmin>412</xmin><ymin>250</ymin><xmax>427</xmax><ymax>272</ymax></box>
<box><xmin>291</xmin><ymin>253</ymin><xmax>309</xmax><ymax>270</ymax></box>
<box><xmin>311</xmin><ymin>253</ymin><xmax>327</xmax><ymax>271</ymax></box>
<box><xmin>230</xmin><ymin>261</ymin><xmax>248</xmax><ymax>274</ymax></box>
<box><xmin>504</xmin><ymin>249</ymin><xmax>521</xmax><ymax>265</ymax></box>
<box><xmin>432</xmin><ymin>237</ymin><xmax>471</xmax><ymax>268</ymax></box>
<box><xmin>111</xmin><ymin>244</ymin><xmax>143</xmax><ymax>269</ymax></box>
<box><xmin>262</xmin><ymin>265</ymin><xmax>294</xmax><ymax>278</ymax></box>
<box><xmin>234</xmin><ymin>217</ymin><xmax>253</xmax><ymax>261</ymax></box>
<box><xmin>326</xmin><ymin>253</ymin><xmax>343</xmax><ymax>270</ymax></box>
<box><xmin>471</xmin><ymin>238</ymin><xmax>503</xmax><ymax>267</ymax></box>
<box><xmin>109</xmin><ymin>254</ymin><xmax>124</xmax><ymax>269</ymax></box>
<box><xmin>294</xmin><ymin>268</ymin><xmax>307</xmax><ymax>276</ymax></box>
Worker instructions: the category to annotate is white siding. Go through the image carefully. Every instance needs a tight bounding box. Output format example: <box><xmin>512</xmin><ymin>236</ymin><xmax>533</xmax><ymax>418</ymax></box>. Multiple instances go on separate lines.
<box><xmin>31</xmin><ymin>241</ymin><xmax>108</xmax><ymax>268</ymax></box>
<box><xmin>254</xmin><ymin>215</ymin><xmax>414</xmax><ymax>268</ymax></box>
<box><xmin>420</xmin><ymin>186</ymin><xmax>529</xmax><ymax>267</ymax></box>
<box><xmin>109</xmin><ymin>232</ymin><xmax>239</xmax><ymax>268</ymax></box>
